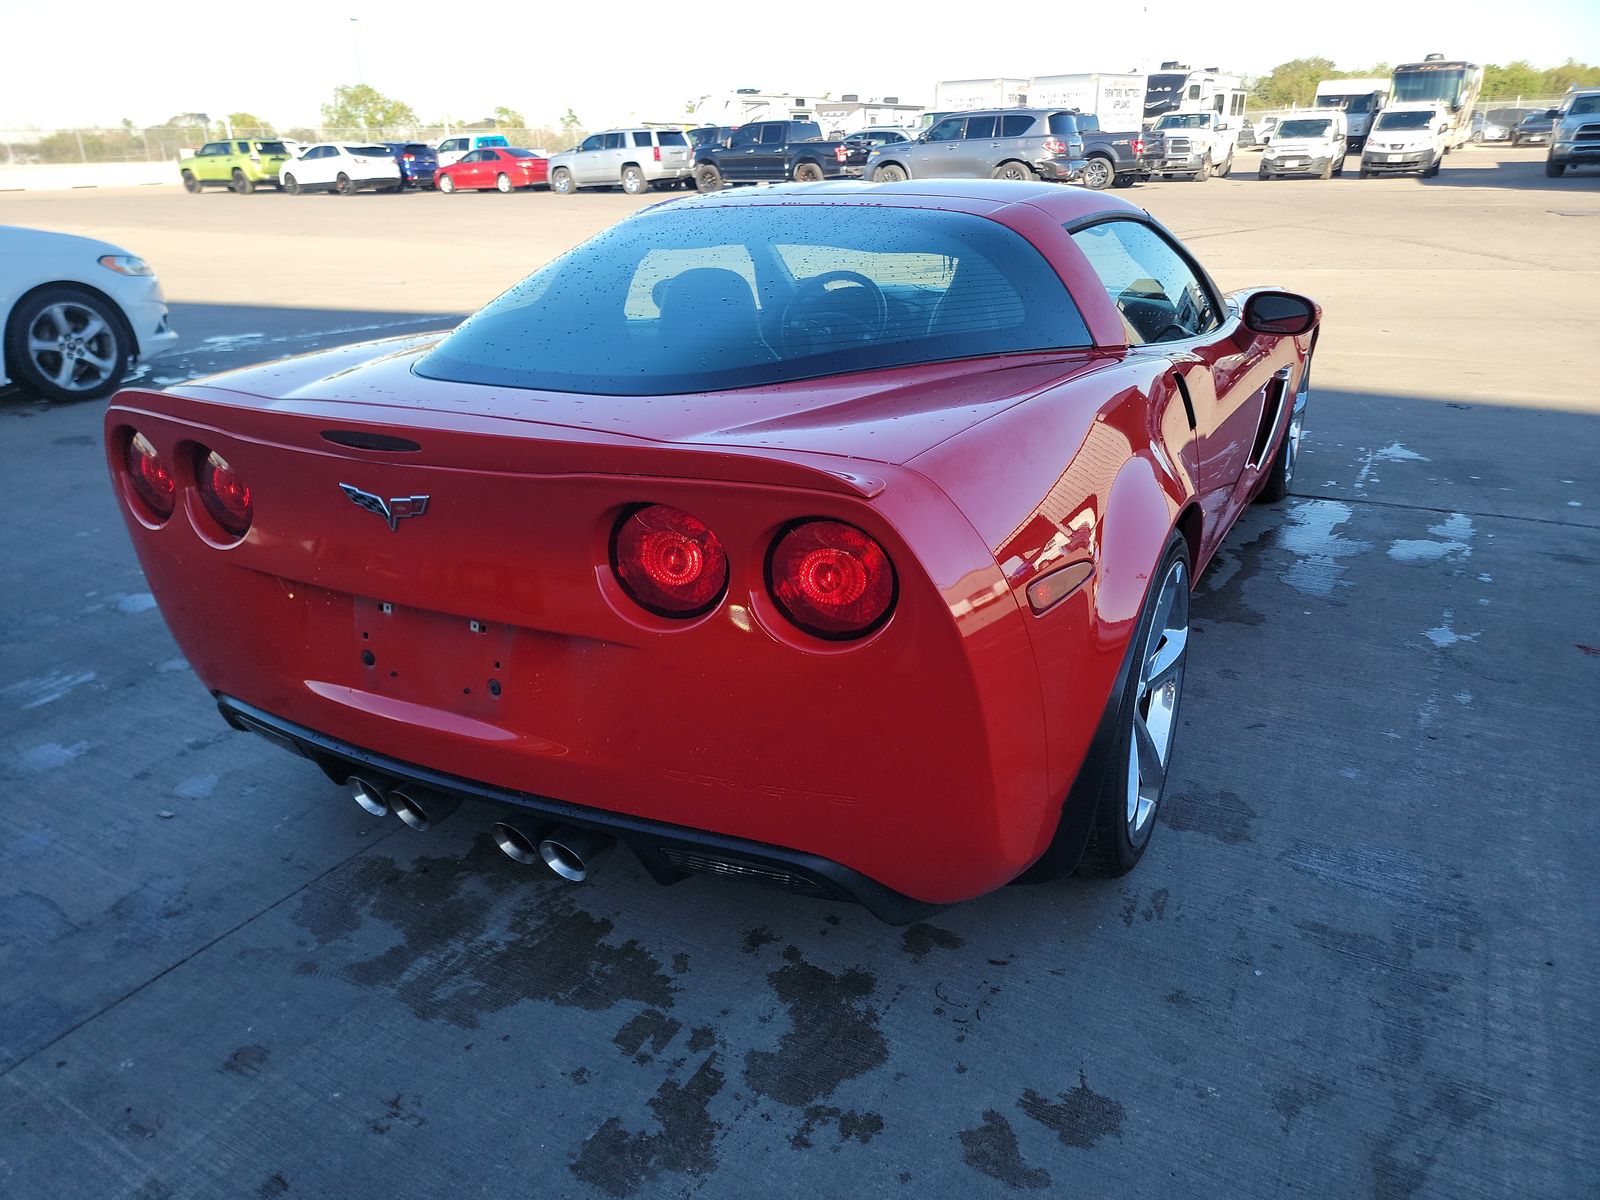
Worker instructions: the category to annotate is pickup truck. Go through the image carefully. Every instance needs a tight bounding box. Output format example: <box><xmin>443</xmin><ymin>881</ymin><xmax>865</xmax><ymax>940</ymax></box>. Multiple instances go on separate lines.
<box><xmin>1072</xmin><ymin>114</ymin><xmax>1151</xmax><ymax>190</ymax></box>
<box><xmin>1139</xmin><ymin>112</ymin><xmax>1240</xmax><ymax>181</ymax></box>
<box><xmin>693</xmin><ymin>120</ymin><xmax>851</xmax><ymax>189</ymax></box>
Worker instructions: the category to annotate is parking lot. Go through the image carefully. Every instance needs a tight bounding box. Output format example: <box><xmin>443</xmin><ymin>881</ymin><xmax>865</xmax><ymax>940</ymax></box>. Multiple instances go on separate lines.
<box><xmin>2</xmin><ymin>146</ymin><xmax>1597</xmax><ymax>1198</ymax></box>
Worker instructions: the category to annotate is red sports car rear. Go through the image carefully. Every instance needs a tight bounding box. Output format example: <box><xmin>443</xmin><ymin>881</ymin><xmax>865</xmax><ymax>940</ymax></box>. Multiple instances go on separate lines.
<box><xmin>107</xmin><ymin>182</ymin><xmax>1318</xmax><ymax>920</ymax></box>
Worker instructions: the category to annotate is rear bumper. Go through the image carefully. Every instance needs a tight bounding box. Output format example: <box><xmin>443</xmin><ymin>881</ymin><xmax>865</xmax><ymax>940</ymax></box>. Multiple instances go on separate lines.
<box><xmin>1036</xmin><ymin>157</ymin><xmax>1090</xmax><ymax>182</ymax></box>
<box><xmin>218</xmin><ymin>694</ymin><xmax>942</xmax><ymax>924</ymax></box>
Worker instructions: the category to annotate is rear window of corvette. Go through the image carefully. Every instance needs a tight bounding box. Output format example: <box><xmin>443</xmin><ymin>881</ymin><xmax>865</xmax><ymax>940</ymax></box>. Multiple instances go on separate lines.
<box><xmin>416</xmin><ymin>206</ymin><xmax>1089</xmax><ymax>396</ymax></box>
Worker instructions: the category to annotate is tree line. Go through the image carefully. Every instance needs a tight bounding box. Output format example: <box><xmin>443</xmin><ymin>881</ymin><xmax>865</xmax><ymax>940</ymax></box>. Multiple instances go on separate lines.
<box><xmin>1250</xmin><ymin>56</ymin><xmax>1600</xmax><ymax>108</ymax></box>
<box><xmin>7</xmin><ymin>86</ymin><xmax>589</xmax><ymax>164</ymax></box>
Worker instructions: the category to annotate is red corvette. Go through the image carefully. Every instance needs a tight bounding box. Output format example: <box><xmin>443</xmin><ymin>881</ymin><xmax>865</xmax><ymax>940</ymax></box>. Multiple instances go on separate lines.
<box><xmin>435</xmin><ymin>148</ymin><xmax>548</xmax><ymax>193</ymax></box>
<box><xmin>105</xmin><ymin>181</ymin><xmax>1318</xmax><ymax>922</ymax></box>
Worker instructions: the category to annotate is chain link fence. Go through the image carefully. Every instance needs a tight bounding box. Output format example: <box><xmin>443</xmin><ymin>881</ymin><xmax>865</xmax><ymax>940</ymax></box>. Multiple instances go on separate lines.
<box><xmin>1</xmin><ymin>124</ymin><xmax>587</xmax><ymax>166</ymax></box>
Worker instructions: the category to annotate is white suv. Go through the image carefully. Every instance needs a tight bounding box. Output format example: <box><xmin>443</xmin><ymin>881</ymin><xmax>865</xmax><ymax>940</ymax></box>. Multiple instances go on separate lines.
<box><xmin>547</xmin><ymin>129</ymin><xmax>694</xmax><ymax>195</ymax></box>
<box><xmin>1359</xmin><ymin>105</ymin><xmax>1447</xmax><ymax>178</ymax></box>
<box><xmin>279</xmin><ymin>144</ymin><xmax>402</xmax><ymax>195</ymax></box>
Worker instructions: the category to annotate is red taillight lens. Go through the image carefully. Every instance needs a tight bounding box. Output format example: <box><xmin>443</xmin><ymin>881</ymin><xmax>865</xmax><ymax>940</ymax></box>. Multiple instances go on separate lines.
<box><xmin>768</xmin><ymin>520</ymin><xmax>896</xmax><ymax>640</ymax></box>
<box><xmin>1132</xmin><ymin>137</ymin><xmax>1144</xmax><ymax>155</ymax></box>
<box><xmin>612</xmin><ymin>504</ymin><xmax>727</xmax><ymax>618</ymax></box>
<box><xmin>1041</xmin><ymin>137</ymin><xmax>1066</xmax><ymax>156</ymax></box>
<box><xmin>124</xmin><ymin>431</ymin><xmax>175</xmax><ymax>521</ymax></box>
<box><xmin>653</xmin><ymin>145</ymin><xmax>662</xmax><ymax>161</ymax></box>
<box><xmin>195</xmin><ymin>446</ymin><xmax>252</xmax><ymax>539</ymax></box>
<box><xmin>835</xmin><ymin>145</ymin><xmax>848</xmax><ymax>161</ymax></box>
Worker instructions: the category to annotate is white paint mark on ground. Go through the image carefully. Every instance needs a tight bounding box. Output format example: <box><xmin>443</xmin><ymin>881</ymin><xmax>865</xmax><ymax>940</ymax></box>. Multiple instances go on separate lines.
<box><xmin>1424</xmin><ymin>608</ymin><xmax>1480</xmax><ymax>649</ymax></box>
<box><xmin>201</xmin><ymin>333</ymin><xmax>267</xmax><ymax>351</ymax></box>
<box><xmin>1277</xmin><ymin>500</ymin><xmax>1372</xmax><ymax>597</ymax></box>
<box><xmin>1355</xmin><ymin>443</ymin><xmax>1429</xmax><ymax>491</ymax></box>
<box><xmin>174</xmin><ymin>774</ymin><xmax>218</xmax><ymax>800</ymax></box>
<box><xmin>1388</xmin><ymin>512</ymin><xmax>1475</xmax><ymax>564</ymax></box>
<box><xmin>158</xmin><ymin>656</ymin><xmax>190</xmax><ymax>673</ymax></box>
<box><xmin>2</xmin><ymin>671</ymin><xmax>97</xmax><ymax>710</ymax></box>
<box><xmin>15</xmin><ymin>742</ymin><xmax>90</xmax><ymax>774</ymax></box>
<box><xmin>1477</xmin><ymin>573</ymin><xmax>1492</xmax><ymax>583</ymax></box>
<box><xmin>115</xmin><ymin>593</ymin><xmax>157</xmax><ymax>615</ymax></box>
<box><xmin>1456</xmin><ymin>690</ymin><xmax>1473</xmax><ymax>705</ymax></box>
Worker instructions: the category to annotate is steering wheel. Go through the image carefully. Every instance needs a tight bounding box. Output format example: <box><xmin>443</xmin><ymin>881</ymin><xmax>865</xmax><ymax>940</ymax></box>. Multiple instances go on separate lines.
<box><xmin>780</xmin><ymin>270</ymin><xmax>889</xmax><ymax>356</ymax></box>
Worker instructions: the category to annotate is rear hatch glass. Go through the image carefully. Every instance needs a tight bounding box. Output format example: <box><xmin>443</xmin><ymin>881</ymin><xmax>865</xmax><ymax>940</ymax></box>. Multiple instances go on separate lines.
<box><xmin>253</xmin><ymin>141</ymin><xmax>288</xmax><ymax>155</ymax></box>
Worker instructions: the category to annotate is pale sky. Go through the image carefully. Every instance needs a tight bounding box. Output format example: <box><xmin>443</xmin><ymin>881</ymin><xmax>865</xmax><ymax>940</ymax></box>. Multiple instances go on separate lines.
<box><xmin>2</xmin><ymin>0</ymin><xmax>1597</xmax><ymax>131</ymax></box>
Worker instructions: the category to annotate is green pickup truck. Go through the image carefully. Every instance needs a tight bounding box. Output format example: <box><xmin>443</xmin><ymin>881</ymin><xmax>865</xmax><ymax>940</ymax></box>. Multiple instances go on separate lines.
<box><xmin>179</xmin><ymin>139</ymin><xmax>291</xmax><ymax>194</ymax></box>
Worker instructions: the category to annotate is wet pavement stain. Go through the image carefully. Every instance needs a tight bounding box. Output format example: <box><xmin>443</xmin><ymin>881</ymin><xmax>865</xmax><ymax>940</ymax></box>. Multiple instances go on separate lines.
<box><xmin>743</xmin><ymin>947</ymin><xmax>888</xmax><ymax>1107</ymax></box>
<box><xmin>901</xmin><ymin>922</ymin><xmax>965</xmax><ymax>963</ymax></box>
<box><xmin>614</xmin><ymin>1008</ymin><xmax>682</xmax><ymax>1060</ymax></box>
<box><xmin>569</xmin><ymin>1054</ymin><xmax>725</xmax><ymax>1198</ymax></box>
<box><xmin>1018</xmin><ymin>1073</ymin><xmax>1126</xmax><ymax>1150</ymax></box>
<box><xmin>686</xmin><ymin>1026</ymin><xmax>716</xmax><ymax>1053</ymax></box>
<box><xmin>1159</xmin><ymin>789</ymin><xmax>1257</xmax><ymax>845</ymax></box>
<box><xmin>788</xmin><ymin>1105</ymin><xmax>884</xmax><ymax>1150</ymax></box>
<box><xmin>959</xmin><ymin>1110</ymin><xmax>1052</xmax><ymax>1190</ymax></box>
<box><xmin>293</xmin><ymin>835</ymin><xmax>675</xmax><ymax>1028</ymax></box>
<box><xmin>369</xmin><ymin>1093</ymin><xmax>426</xmax><ymax>1135</ymax></box>
<box><xmin>1195</xmin><ymin>524</ymin><xmax>1274</xmax><ymax>625</ymax></box>
<box><xmin>220</xmin><ymin>1045</ymin><xmax>270</xmax><ymax>1077</ymax></box>
<box><xmin>741</xmin><ymin>926</ymin><xmax>779</xmax><ymax>954</ymax></box>
<box><xmin>1273</xmin><ymin>1076</ymin><xmax>1334</xmax><ymax>1132</ymax></box>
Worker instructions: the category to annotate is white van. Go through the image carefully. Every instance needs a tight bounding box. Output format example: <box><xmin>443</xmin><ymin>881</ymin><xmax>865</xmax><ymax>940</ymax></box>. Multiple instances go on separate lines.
<box><xmin>1359</xmin><ymin>104</ymin><xmax>1447</xmax><ymax>177</ymax></box>
<box><xmin>1258</xmin><ymin>109</ymin><xmax>1348</xmax><ymax>179</ymax></box>
<box><xmin>436</xmin><ymin>134</ymin><xmax>510</xmax><ymax>169</ymax></box>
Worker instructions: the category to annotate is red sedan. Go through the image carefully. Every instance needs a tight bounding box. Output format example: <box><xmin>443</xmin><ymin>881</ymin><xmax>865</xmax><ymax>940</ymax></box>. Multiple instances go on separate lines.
<box><xmin>435</xmin><ymin>147</ymin><xmax>548</xmax><ymax>193</ymax></box>
<box><xmin>105</xmin><ymin>181</ymin><xmax>1318</xmax><ymax>922</ymax></box>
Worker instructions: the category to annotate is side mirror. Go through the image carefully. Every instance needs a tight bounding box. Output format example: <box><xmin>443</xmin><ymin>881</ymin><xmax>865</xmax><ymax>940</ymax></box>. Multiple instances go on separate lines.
<box><xmin>1217</xmin><ymin>123</ymin><xmax>1230</xmax><ymax>131</ymax></box>
<box><xmin>1243</xmin><ymin>290</ymin><xmax>1317</xmax><ymax>336</ymax></box>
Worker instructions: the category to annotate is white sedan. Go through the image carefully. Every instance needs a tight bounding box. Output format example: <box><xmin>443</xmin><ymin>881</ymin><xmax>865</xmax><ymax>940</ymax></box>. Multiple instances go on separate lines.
<box><xmin>1</xmin><ymin>226</ymin><xmax>177</xmax><ymax>402</ymax></box>
<box><xmin>279</xmin><ymin>144</ymin><xmax>402</xmax><ymax>195</ymax></box>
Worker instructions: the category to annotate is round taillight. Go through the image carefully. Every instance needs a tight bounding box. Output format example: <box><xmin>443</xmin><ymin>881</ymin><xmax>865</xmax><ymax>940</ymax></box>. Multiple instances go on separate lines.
<box><xmin>768</xmin><ymin>519</ymin><xmax>896</xmax><ymax>640</ymax></box>
<box><xmin>125</xmin><ymin>431</ymin><xmax>175</xmax><ymax>521</ymax></box>
<box><xmin>195</xmin><ymin>446</ymin><xmax>252</xmax><ymax>539</ymax></box>
<box><xmin>612</xmin><ymin>504</ymin><xmax>728</xmax><ymax>618</ymax></box>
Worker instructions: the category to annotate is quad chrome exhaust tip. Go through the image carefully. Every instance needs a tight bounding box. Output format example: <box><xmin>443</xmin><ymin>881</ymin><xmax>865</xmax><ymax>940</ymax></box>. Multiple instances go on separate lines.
<box><xmin>349</xmin><ymin>775</ymin><xmax>391</xmax><ymax>818</ymax></box>
<box><xmin>388</xmin><ymin>785</ymin><xmax>462</xmax><ymax>832</ymax></box>
<box><xmin>492</xmin><ymin>822</ymin><xmax>613</xmax><ymax>881</ymax></box>
<box><xmin>538</xmin><ymin>826</ymin><xmax>614</xmax><ymax>882</ymax></box>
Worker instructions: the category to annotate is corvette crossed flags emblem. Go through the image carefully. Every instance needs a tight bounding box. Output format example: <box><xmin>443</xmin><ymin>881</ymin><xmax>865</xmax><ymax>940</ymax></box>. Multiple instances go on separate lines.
<box><xmin>339</xmin><ymin>483</ymin><xmax>430</xmax><ymax>531</ymax></box>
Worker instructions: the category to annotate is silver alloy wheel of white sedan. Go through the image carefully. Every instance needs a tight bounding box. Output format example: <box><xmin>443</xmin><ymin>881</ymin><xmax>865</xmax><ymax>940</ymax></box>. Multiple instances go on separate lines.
<box><xmin>19</xmin><ymin>294</ymin><xmax>126</xmax><ymax>399</ymax></box>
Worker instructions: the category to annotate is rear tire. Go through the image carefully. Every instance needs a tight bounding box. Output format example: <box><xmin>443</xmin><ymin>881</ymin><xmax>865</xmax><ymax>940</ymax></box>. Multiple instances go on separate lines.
<box><xmin>231</xmin><ymin>168</ymin><xmax>254</xmax><ymax>195</ymax></box>
<box><xmin>621</xmin><ymin>165</ymin><xmax>646</xmax><ymax>194</ymax></box>
<box><xmin>438</xmin><ymin>174</ymin><xmax>456</xmax><ymax>194</ymax></box>
<box><xmin>792</xmin><ymin>161</ymin><xmax>823</xmax><ymax>183</ymax></box>
<box><xmin>181</xmin><ymin>170</ymin><xmax>200</xmax><ymax>193</ymax></box>
<box><xmin>872</xmin><ymin>163</ymin><xmax>907</xmax><ymax>183</ymax></box>
<box><xmin>990</xmin><ymin>160</ymin><xmax>1036</xmax><ymax>182</ymax></box>
<box><xmin>551</xmin><ymin>167</ymin><xmax>574</xmax><ymax>194</ymax></box>
<box><xmin>1077</xmin><ymin>532</ymin><xmax>1191</xmax><ymax>878</ymax></box>
<box><xmin>1079</xmin><ymin>156</ymin><xmax>1114</xmax><ymax>190</ymax></box>
<box><xmin>694</xmin><ymin>163</ymin><xmax>723</xmax><ymax>191</ymax></box>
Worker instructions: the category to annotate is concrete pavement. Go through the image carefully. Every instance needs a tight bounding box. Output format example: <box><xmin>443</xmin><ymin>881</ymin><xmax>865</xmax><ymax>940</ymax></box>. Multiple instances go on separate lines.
<box><xmin>1</xmin><ymin>146</ymin><xmax>1597</xmax><ymax>1198</ymax></box>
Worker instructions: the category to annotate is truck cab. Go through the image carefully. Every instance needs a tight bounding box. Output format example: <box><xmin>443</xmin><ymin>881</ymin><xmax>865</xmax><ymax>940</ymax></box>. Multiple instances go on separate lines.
<box><xmin>1143</xmin><ymin>111</ymin><xmax>1239</xmax><ymax>180</ymax></box>
<box><xmin>1546</xmin><ymin>89</ymin><xmax>1600</xmax><ymax>177</ymax></box>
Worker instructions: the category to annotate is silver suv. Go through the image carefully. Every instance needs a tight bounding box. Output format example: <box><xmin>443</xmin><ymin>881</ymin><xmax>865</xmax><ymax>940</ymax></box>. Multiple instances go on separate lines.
<box><xmin>548</xmin><ymin>128</ymin><xmax>694</xmax><ymax>195</ymax></box>
<box><xmin>864</xmin><ymin>110</ymin><xmax>1088</xmax><ymax>183</ymax></box>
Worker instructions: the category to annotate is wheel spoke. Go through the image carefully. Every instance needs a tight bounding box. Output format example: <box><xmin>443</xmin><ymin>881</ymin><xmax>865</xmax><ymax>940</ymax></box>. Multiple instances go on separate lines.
<box><xmin>76</xmin><ymin>315</ymin><xmax>107</xmax><ymax>342</ymax></box>
<box><xmin>80</xmin><ymin>346</ymin><xmax>116</xmax><ymax>372</ymax></box>
<box><xmin>1144</xmin><ymin>626</ymin><xmax>1188</xmax><ymax>692</ymax></box>
<box><xmin>52</xmin><ymin>356</ymin><xmax>78</xmax><ymax>387</ymax></box>
<box><xmin>28</xmin><ymin>333</ymin><xmax>60</xmax><ymax>354</ymax></box>
<box><xmin>1133</xmin><ymin>710</ymin><xmax>1165</xmax><ymax>784</ymax></box>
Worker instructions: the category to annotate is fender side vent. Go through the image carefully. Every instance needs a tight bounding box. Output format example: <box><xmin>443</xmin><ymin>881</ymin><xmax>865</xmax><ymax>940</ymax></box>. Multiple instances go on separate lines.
<box><xmin>321</xmin><ymin>430</ymin><xmax>423</xmax><ymax>453</ymax></box>
<box><xmin>1248</xmin><ymin>369</ymin><xmax>1293</xmax><ymax>470</ymax></box>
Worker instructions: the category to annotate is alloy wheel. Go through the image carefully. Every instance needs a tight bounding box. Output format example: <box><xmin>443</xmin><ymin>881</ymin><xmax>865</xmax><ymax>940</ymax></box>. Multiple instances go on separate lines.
<box><xmin>1126</xmin><ymin>557</ymin><xmax>1188</xmax><ymax>846</ymax></box>
<box><xmin>27</xmin><ymin>301</ymin><xmax>120</xmax><ymax>394</ymax></box>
